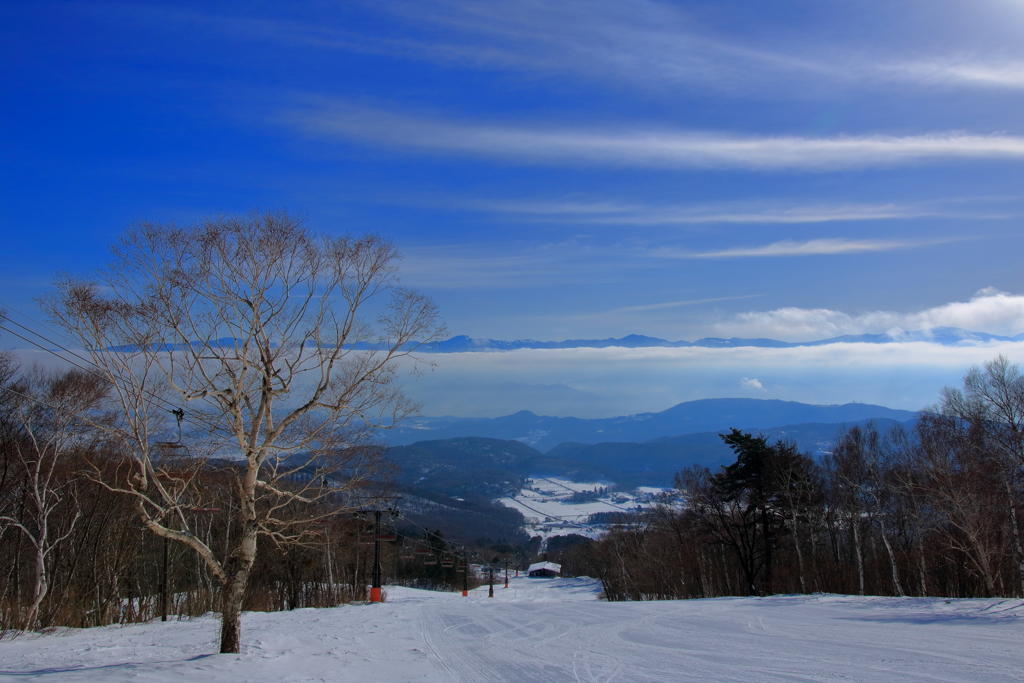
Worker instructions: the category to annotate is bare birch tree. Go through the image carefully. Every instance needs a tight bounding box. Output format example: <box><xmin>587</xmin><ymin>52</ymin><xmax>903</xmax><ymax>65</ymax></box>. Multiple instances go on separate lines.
<box><xmin>940</xmin><ymin>356</ymin><xmax>1024</xmax><ymax>594</ymax></box>
<box><xmin>915</xmin><ymin>413</ymin><xmax>1005</xmax><ymax>596</ymax></box>
<box><xmin>0</xmin><ymin>367</ymin><xmax>108</xmax><ymax>629</ymax></box>
<box><xmin>826</xmin><ymin>426</ymin><xmax>872</xmax><ymax>596</ymax></box>
<box><xmin>40</xmin><ymin>211</ymin><xmax>445</xmax><ymax>652</ymax></box>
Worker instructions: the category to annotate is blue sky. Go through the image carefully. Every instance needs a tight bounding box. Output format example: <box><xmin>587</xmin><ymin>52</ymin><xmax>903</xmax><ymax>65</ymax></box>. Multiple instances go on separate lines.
<box><xmin>3</xmin><ymin>1</ymin><xmax>1024</xmax><ymax>417</ymax></box>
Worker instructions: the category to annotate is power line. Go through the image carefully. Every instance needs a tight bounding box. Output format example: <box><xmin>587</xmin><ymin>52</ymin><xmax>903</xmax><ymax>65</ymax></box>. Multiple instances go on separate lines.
<box><xmin>0</xmin><ymin>306</ymin><xmax>195</xmax><ymax>429</ymax></box>
<box><xmin>0</xmin><ymin>301</ymin><xmax>80</xmax><ymax>348</ymax></box>
<box><xmin>1</xmin><ymin>303</ymin><xmax>177</xmax><ymax>401</ymax></box>
<box><xmin>0</xmin><ymin>305</ymin><xmax>234</xmax><ymax>436</ymax></box>
<box><xmin>1</xmin><ymin>320</ymin><xmax>120</xmax><ymax>389</ymax></box>
<box><xmin>0</xmin><ymin>314</ymin><xmax>113</xmax><ymax>380</ymax></box>
<box><xmin>0</xmin><ymin>320</ymin><xmax>185</xmax><ymax>418</ymax></box>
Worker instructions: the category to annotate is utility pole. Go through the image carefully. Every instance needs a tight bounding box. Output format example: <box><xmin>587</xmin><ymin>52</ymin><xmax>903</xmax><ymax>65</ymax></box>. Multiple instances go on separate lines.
<box><xmin>153</xmin><ymin>435</ymin><xmax>185</xmax><ymax>623</ymax></box>
<box><xmin>462</xmin><ymin>552</ymin><xmax>469</xmax><ymax>597</ymax></box>
<box><xmin>504</xmin><ymin>559</ymin><xmax>509</xmax><ymax>588</ymax></box>
<box><xmin>324</xmin><ymin>523</ymin><xmax>335</xmax><ymax>605</ymax></box>
<box><xmin>488</xmin><ymin>565</ymin><xmax>494</xmax><ymax>598</ymax></box>
<box><xmin>160</xmin><ymin>535</ymin><xmax>169</xmax><ymax>622</ymax></box>
<box><xmin>371</xmin><ymin>510</ymin><xmax>383</xmax><ymax>603</ymax></box>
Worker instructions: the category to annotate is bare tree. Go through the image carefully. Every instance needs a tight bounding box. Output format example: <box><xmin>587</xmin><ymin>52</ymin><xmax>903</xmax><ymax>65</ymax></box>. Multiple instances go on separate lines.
<box><xmin>832</xmin><ymin>424</ymin><xmax>907</xmax><ymax>597</ymax></box>
<box><xmin>915</xmin><ymin>413</ymin><xmax>1005</xmax><ymax>596</ymax></box>
<box><xmin>41</xmin><ymin>211</ymin><xmax>445</xmax><ymax>652</ymax></box>
<box><xmin>0</xmin><ymin>367</ymin><xmax>108</xmax><ymax>629</ymax></box>
<box><xmin>826</xmin><ymin>426</ymin><xmax>873</xmax><ymax>596</ymax></box>
<box><xmin>767</xmin><ymin>446</ymin><xmax>819</xmax><ymax>594</ymax></box>
<box><xmin>886</xmin><ymin>425</ymin><xmax>939</xmax><ymax>596</ymax></box>
<box><xmin>940</xmin><ymin>355</ymin><xmax>1024</xmax><ymax>594</ymax></box>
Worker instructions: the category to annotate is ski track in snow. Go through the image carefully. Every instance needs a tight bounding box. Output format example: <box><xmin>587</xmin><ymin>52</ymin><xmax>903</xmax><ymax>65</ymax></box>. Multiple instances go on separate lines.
<box><xmin>2</xmin><ymin>578</ymin><xmax>1023</xmax><ymax>682</ymax></box>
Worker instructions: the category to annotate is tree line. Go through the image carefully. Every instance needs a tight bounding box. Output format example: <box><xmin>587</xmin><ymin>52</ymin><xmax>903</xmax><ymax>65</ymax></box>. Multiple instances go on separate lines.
<box><xmin>0</xmin><ymin>359</ymin><xmax>483</xmax><ymax>636</ymax></box>
<box><xmin>0</xmin><ymin>358</ymin><xmax>416</xmax><ymax>635</ymax></box>
<box><xmin>565</xmin><ymin>356</ymin><xmax>1024</xmax><ymax>602</ymax></box>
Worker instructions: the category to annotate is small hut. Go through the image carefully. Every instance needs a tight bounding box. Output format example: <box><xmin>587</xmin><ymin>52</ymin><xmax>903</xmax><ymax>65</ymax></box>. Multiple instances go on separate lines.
<box><xmin>527</xmin><ymin>561</ymin><xmax>561</xmax><ymax>578</ymax></box>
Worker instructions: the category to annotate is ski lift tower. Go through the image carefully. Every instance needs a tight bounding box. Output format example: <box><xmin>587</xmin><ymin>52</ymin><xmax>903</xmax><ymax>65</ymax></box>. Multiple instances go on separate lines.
<box><xmin>358</xmin><ymin>504</ymin><xmax>401</xmax><ymax>603</ymax></box>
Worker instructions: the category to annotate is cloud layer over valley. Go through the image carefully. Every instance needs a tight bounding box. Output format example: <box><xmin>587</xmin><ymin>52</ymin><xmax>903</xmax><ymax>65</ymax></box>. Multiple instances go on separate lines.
<box><xmin>397</xmin><ymin>339</ymin><xmax>1024</xmax><ymax>418</ymax></box>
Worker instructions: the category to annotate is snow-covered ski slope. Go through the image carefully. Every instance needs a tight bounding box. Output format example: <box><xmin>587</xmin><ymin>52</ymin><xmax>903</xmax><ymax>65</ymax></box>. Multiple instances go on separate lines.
<box><xmin>2</xmin><ymin>577</ymin><xmax>1023</xmax><ymax>682</ymax></box>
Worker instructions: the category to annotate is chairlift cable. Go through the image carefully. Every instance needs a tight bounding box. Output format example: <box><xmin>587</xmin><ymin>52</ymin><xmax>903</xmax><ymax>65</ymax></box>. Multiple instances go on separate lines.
<box><xmin>0</xmin><ymin>312</ymin><xmax>185</xmax><ymax>413</ymax></box>
<box><xmin>0</xmin><ymin>324</ymin><xmax>234</xmax><ymax>441</ymax></box>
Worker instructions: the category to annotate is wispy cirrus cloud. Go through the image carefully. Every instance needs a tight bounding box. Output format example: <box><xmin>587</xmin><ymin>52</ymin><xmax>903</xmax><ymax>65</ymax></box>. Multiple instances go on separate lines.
<box><xmin>128</xmin><ymin>2</ymin><xmax>1024</xmax><ymax>96</ymax></box>
<box><xmin>648</xmin><ymin>237</ymin><xmax>953</xmax><ymax>259</ymax></box>
<box><xmin>883</xmin><ymin>59</ymin><xmax>1024</xmax><ymax>89</ymax></box>
<box><xmin>364</xmin><ymin>2</ymin><xmax>1024</xmax><ymax>94</ymax></box>
<box><xmin>466</xmin><ymin>199</ymin><xmax>998</xmax><ymax>225</ymax></box>
<box><xmin>400</xmin><ymin>236</ymin><xmax>954</xmax><ymax>290</ymax></box>
<box><xmin>399</xmin><ymin>242</ymin><xmax>617</xmax><ymax>289</ymax></box>
<box><xmin>378</xmin><ymin>0</ymin><xmax>834</xmax><ymax>83</ymax></box>
<box><xmin>287</xmin><ymin>104</ymin><xmax>1024</xmax><ymax>170</ymax></box>
<box><xmin>603</xmin><ymin>296</ymin><xmax>762</xmax><ymax>315</ymax></box>
<box><xmin>116</xmin><ymin>1</ymin><xmax>815</xmax><ymax>90</ymax></box>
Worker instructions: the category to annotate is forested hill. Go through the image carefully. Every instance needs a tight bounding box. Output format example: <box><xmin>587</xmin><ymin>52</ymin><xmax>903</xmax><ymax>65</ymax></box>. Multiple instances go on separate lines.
<box><xmin>386</xmin><ymin>437</ymin><xmax>540</xmax><ymax>498</ymax></box>
<box><xmin>385</xmin><ymin>416</ymin><xmax>917</xmax><ymax>492</ymax></box>
<box><xmin>384</xmin><ymin>398</ymin><xmax>918</xmax><ymax>452</ymax></box>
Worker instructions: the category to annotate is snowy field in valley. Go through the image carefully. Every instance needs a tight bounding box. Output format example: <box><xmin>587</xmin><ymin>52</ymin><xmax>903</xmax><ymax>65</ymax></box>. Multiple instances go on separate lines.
<box><xmin>499</xmin><ymin>477</ymin><xmax>663</xmax><ymax>540</ymax></box>
<box><xmin>2</xmin><ymin>577</ymin><xmax>1023</xmax><ymax>682</ymax></box>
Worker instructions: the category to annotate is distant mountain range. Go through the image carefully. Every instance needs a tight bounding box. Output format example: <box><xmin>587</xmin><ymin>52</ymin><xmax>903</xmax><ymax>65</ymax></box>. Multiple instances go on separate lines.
<box><xmin>101</xmin><ymin>326</ymin><xmax>1022</xmax><ymax>354</ymax></box>
<box><xmin>384</xmin><ymin>398</ymin><xmax>918</xmax><ymax>452</ymax></box>
<box><xmin>421</xmin><ymin>327</ymin><xmax>1024</xmax><ymax>352</ymax></box>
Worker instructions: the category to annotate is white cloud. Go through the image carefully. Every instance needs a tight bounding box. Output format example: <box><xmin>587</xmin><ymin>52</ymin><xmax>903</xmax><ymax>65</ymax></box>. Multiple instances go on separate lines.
<box><xmin>398</xmin><ymin>242</ymin><xmax>618</xmax><ymax>289</ymax></box>
<box><xmin>470</xmin><ymin>200</ymin><xmax>975</xmax><ymax>225</ymax></box>
<box><xmin>140</xmin><ymin>3</ymin><xmax>1024</xmax><ymax>98</ymax></box>
<box><xmin>605</xmin><ymin>296</ymin><xmax>760</xmax><ymax>315</ymax></box>
<box><xmin>884</xmin><ymin>60</ymin><xmax>1024</xmax><ymax>89</ymax></box>
<box><xmin>399</xmin><ymin>236</ymin><xmax>947</xmax><ymax>293</ymax></box>
<box><xmin>740</xmin><ymin>377</ymin><xmax>765</xmax><ymax>391</ymax></box>
<box><xmin>371</xmin><ymin>0</ymin><xmax>831</xmax><ymax>87</ymax></box>
<box><xmin>650</xmin><ymin>238</ymin><xmax>948</xmax><ymax>259</ymax></box>
<box><xmin>368</xmin><ymin>3</ymin><xmax>1024</xmax><ymax>95</ymax></box>
<box><xmin>714</xmin><ymin>289</ymin><xmax>1024</xmax><ymax>340</ymax></box>
<box><xmin>399</xmin><ymin>248</ymin><xmax>562</xmax><ymax>289</ymax></box>
<box><xmin>112</xmin><ymin>0</ymin><xmax>832</xmax><ymax>94</ymax></box>
<box><xmin>288</xmin><ymin>105</ymin><xmax>1024</xmax><ymax>170</ymax></box>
